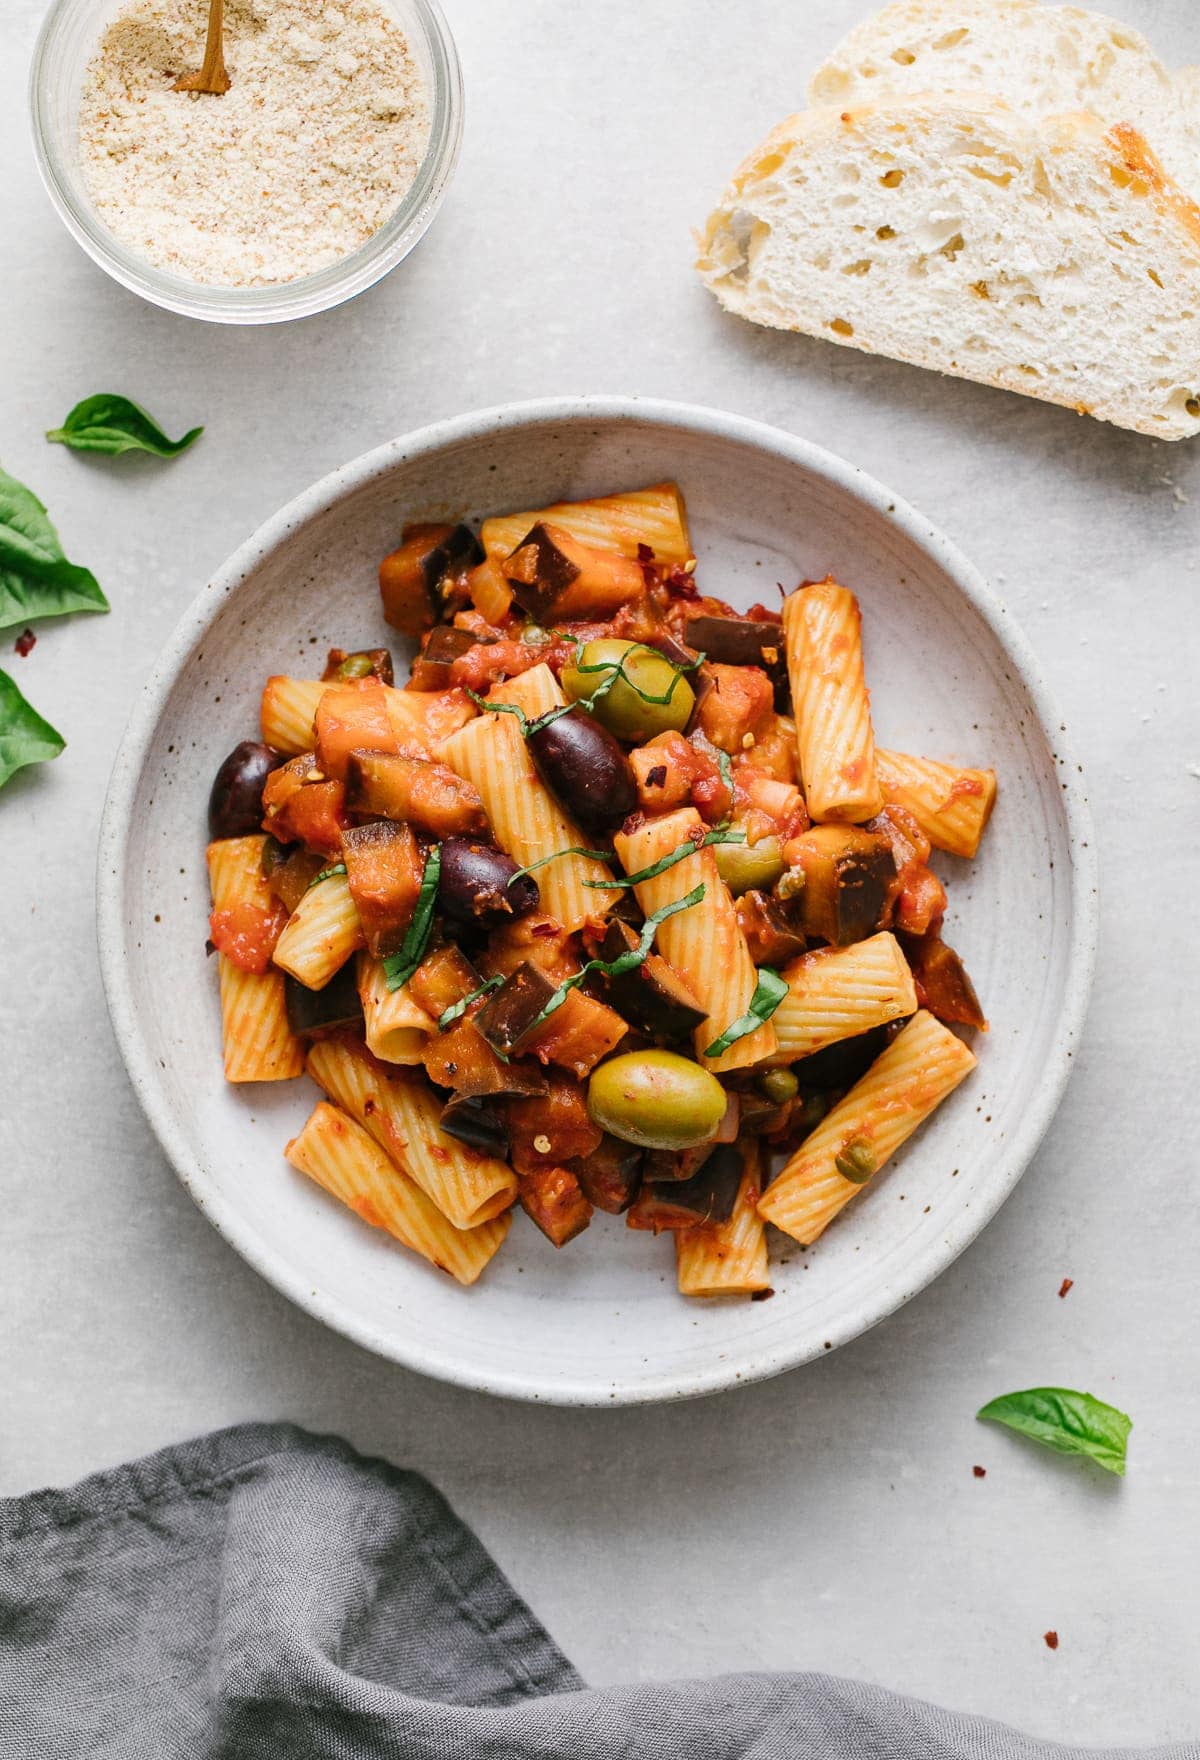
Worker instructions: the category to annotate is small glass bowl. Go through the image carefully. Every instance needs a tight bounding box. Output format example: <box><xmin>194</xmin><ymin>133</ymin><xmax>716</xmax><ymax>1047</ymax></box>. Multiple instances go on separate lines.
<box><xmin>29</xmin><ymin>0</ymin><xmax>463</xmax><ymax>324</ymax></box>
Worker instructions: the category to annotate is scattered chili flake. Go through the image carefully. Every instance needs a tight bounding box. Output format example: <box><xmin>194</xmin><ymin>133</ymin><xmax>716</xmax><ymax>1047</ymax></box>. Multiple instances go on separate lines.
<box><xmin>663</xmin><ymin>565</ymin><xmax>699</xmax><ymax>602</ymax></box>
<box><xmin>531</xmin><ymin>921</ymin><xmax>559</xmax><ymax>938</ymax></box>
<box><xmin>636</xmin><ymin>543</ymin><xmax>655</xmax><ymax>563</ymax></box>
<box><xmin>972</xmin><ymin>1465</ymin><xmax>987</xmax><ymax>1479</ymax></box>
<box><xmin>13</xmin><ymin>628</ymin><xmax>35</xmax><ymax>657</ymax></box>
<box><xmin>646</xmin><ymin>765</ymin><xmax>667</xmax><ymax>789</ymax></box>
<box><xmin>1058</xmin><ymin>1277</ymin><xmax>1074</xmax><ymax>1299</ymax></box>
<box><xmin>1044</xmin><ymin>1631</ymin><xmax>1059</xmax><ymax>1651</ymax></box>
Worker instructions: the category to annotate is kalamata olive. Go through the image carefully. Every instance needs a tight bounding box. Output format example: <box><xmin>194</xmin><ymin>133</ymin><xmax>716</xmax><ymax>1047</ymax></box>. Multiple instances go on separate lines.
<box><xmin>525</xmin><ymin>706</ymin><xmax>636</xmax><ymax>833</ymax></box>
<box><xmin>437</xmin><ymin>838</ymin><xmax>539</xmax><ymax>929</ymax></box>
<box><xmin>586</xmin><ymin>1049</ymin><xmax>727</xmax><ymax>1150</ymax></box>
<box><xmin>207</xmin><ymin>740</ymin><xmax>283</xmax><ymax>840</ymax></box>
<box><xmin>714</xmin><ymin>834</ymin><xmax>786</xmax><ymax>897</ymax></box>
<box><xmin>561</xmin><ymin>639</ymin><xmax>695</xmax><ymax>743</ymax></box>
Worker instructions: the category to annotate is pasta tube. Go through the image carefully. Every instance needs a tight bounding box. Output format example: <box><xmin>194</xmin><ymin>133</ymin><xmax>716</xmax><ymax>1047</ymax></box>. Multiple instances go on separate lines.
<box><xmin>436</xmin><ymin>663</ymin><xmax>611</xmax><ymax>932</ymax></box>
<box><xmin>481</xmin><ymin>483</ymin><xmax>692</xmax><ymax>565</ymax></box>
<box><xmin>767</xmin><ymin>932</ymin><xmax>917</xmax><ymax>1064</ymax></box>
<box><xmin>285</xmin><ymin>1102</ymin><xmax>510</xmax><ymax>1285</ymax></box>
<box><xmin>206</xmin><ymin>835</ymin><xmax>303</xmax><ymax>1083</ymax></box>
<box><xmin>758</xmin><ymin>1010</ymin><xmax>976</xmax><ymax>1245</ymax></box>
<box><xmin>875</xmin><ymin>748</ymin><xmax>997</xmax><ymax>859</ymax></box>
<box><xmin>272</xmin><ymin>870</ymin><xmax>364</xmax><ymax>989</ymax></box>
<box><xmin>676</xmin><ymin>1143</ymin><xmax>771</xmax><ymax>1297</ymax></box>
<box><xmin>306</xmin><ymin>1035</ymin><xmax>517</xmax><ymax>1229</ymax></box>
<box><xmin>613</xmin><ymin>807</ymin><xmax>777</xmax><ymax>1073</ymax></box>
<box><xmin>782</xmin><ymin>578</ymin><xmax>883</xmax><ymax>823</ymax></box>
<box><xmin>260</xmin><ymin>676</ymin><xmax>475</xmax><ymax>758</ymax></box>
<box><xmin>357</xmin><ymin>954</ymin><xmax>435</xmax><ymax>1064</ymax></box>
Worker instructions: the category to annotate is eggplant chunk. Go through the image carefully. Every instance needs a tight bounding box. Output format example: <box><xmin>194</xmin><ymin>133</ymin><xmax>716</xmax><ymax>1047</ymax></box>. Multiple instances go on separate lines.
<box><xmin>571</xmin><ymin>1134</ymin><xmax>643</xmax><ymax>1213</ymax></box>
<box><xmin>628</xmin><ymin>1143</ymin><xmax>743</xmax><ymax>1230</ymax></box>
<box><xmin>899</xmin><ymin>930</ymin><xmax>987</xmax><ymax>1029</ymax></box>
<box><xmin>438</xmin><ymin>1094</ymin><xmax>508</xmax><ymax>1156</ymax></box>
<box><xmin>598</xmin><ymin>918</ymin><xmax>707</xmax><ymax>1042</ymax></box>
<box><xmin>786</xmin><ymin>825</ymin><xmax>896</xmax><ymax>946</ymax></box>
<box><xmin>736</xmin><ymin>889</ymin><xmax>807</xmax><ymax>967</ymax></box>
<box><xmin>683</xmin><ymin>613</ymin><xmax>789</xmax><ymax>708</ymax></box>
<box><xmin>346</xmin><ymin>752</ymin><xmax>488</xmax><ymax>839</ymax></box>
<box><xmin>409</xmin><ymin>626</ymin><xmax>494</xmax><ymax>692</ymax></box>
<box><xmin>500</xmin><ymin>522</ymin><xmax>644</xmax><ymax>622</ymax></box>
<box><xmin>518</xmin><ymin>1165</ymin><xmax>593</xmax><ymax>1247</ymax></box>
<box><xmin>284</xmin><ymin>965</ymin><xmax>364</xmax><ymax>1039</ymax></box>
<box><xmin>476</xmin><ymin>962</ymin><xmax>558</xmax><ymax>1056</ymax></box>
<box><xmin>793</xmin><ymin>1024</ymin><xmax>890</xmax><ymax>1092</ymax></box>
<box><xmin>379</xmin><ymin>523</ymin><xmax>484</xmax><ymax>636</ymax></box>
<box><xmin>341</xmin><ymin>821</ymin><xmax>426</xmax><ymax>958</ymax></box>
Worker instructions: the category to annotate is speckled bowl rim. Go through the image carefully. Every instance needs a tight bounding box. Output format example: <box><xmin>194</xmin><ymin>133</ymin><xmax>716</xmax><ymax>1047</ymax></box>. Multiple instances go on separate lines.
<box><xmin>96</xmin><ymin>396</ymin><xmax>1099</xmax><ymax>1404</ymax></box>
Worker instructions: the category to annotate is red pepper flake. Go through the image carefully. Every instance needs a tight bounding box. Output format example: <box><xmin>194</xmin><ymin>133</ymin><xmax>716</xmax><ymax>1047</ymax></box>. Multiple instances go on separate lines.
<box><xmin>636</xmin><ymin>543</ymin><xmax>655</xmax><ymax>563</ymax></box>
<box><xmin>663</xmin><ymin>565</ymin><xmax>699</xmax><ymax>602</ymax></box>
<box><xmin>530</xmin><ymin>921</ymin><xmax>559</xmax><ymax>939</ymax></box>
<box><xmin>972</xmin><ymin>1465</ymin><xmax>986</xmax><ymax>1479</ymax></box>
<box><xmin>13</xmin><ymin>628</ymin><xmax>35</xmax><ymax>657</ymax></box>
<box><xmin>1044</xmin><ymin>1631</ymin><xmax>1059</xmax><ymax>1651</ymax></box>
<box><xmin>646</xmin><ymin>765</ymin><xmax>667</xmax><ymax>789</ymax></box>
<box><xmin>1058</xmin><ymin>1277</ymin><xmax>1074</xmax><ymax>1299</ymax></box>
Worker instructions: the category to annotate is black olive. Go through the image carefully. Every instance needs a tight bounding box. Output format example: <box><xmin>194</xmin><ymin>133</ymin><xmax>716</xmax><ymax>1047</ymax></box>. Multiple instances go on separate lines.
<box><xmin>524</xmin><ymin>706</ymin><xmax>636</xmax><ymax>833</ymax></box>
<box><xmin>207</xmin><ymin>741</ymin><xmax>284</xmax><ymax>841</ymax></box>
<box><xmin>437</xmin><ymin>838</ymin><xmax>539</xmax><ymax>929</ymax></box>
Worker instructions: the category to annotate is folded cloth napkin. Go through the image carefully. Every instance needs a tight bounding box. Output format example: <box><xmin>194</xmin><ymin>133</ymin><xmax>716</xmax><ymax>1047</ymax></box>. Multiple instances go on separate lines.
<box><xmin>0</xmin><ymin>1423</ymin><xmax>1193</xmax><ymax>1760</ymax></box>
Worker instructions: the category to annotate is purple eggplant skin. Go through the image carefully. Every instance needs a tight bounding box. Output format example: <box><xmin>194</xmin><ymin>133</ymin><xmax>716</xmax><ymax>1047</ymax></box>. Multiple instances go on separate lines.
<box><xmin>645</xmin><ymin>1142</ymin><xmax>742</xmax><ymax>1225</ymax></box>
<box><xmin>437</xmin><ymin>838</ymin><xmax>540</xmax><ymax>929</ymax></box>
<box><xmin>525</xmin><ymin>706</ymin><xmax>636</xmax><ymax>833</ymax></box>
<box><xmin>284</xmin><ymin>966</ymin><xmax>364</xmax><ymax>1039</ymax></box>
<box><xmin>208</xmin><ymin>740</ymin><xmax>284</xmax><ymax>840</ymax></box>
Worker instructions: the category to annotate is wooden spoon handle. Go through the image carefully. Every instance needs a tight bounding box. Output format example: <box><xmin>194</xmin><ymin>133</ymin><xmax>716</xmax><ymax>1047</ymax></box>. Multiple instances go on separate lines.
<box><xmin>174</xmin><ymin>0</ymin><xmax>230</xmax><ymax>94</ymax></box>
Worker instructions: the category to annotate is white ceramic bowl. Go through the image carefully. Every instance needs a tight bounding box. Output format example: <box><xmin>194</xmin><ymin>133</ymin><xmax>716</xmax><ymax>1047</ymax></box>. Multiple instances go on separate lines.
<box><xmin>97</xmin><ymin>398</ymin><xmax>1096</xmax><ymax>1404</ymax></box>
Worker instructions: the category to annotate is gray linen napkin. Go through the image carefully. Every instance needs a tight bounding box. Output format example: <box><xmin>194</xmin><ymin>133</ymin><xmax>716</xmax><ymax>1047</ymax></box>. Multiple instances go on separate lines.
<box><xmin>0</xmin><ymin>1422</ymin><xmax>1193</xmax><ymax>1759</ymax></box>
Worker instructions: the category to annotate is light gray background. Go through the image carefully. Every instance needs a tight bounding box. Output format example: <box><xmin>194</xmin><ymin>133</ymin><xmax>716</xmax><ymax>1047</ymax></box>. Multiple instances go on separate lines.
<box><xmin>3</xmin><ymin>0</ymin><xmax>1198</xmax><ymax>1743</ymax></box>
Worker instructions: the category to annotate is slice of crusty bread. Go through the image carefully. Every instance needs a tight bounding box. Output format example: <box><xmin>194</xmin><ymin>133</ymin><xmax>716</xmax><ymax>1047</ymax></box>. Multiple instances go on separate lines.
<box><xmin>696</xmin><ymin>93</ymin><xmax>1200</xmax><ymax>439</ymax></box>
<box><xmin>808</xmin><ymin>0</ymin><xmax>1200</xmax><ymax>198</ymax></box>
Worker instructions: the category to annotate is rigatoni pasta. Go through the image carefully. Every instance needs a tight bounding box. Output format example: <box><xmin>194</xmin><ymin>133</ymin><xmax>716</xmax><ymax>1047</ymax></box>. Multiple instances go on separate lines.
<box><xmin>757</xmin><ymin>1011</ymin><xmax>977</xmax><ymax>1246</ymax></box>
<box><xmin>203</xmin><ymin>477</ymin><xmax>992</xmax><ymax>1298</ymax></box>
<box><xmin>875</xmin><ymin>748</ymin><xmax>997</xmax><ymax>859</ymax></box>
<box><xmin>285</xmin><ymin>1102</ymin><xmax>511</xmax><ymax>1284</ymax></box>
<box><xmin>782</xmin><ymin>577</ymin><xmax>884</xmax><ymax>823</ymax></box>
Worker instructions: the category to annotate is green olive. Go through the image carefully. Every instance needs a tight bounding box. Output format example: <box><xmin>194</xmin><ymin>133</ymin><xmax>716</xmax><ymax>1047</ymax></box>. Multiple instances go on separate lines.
<box><xmin>586</xmin><ymin>1049</ymin><xmax>727</xmax><ymax>1150</ymax></box>
<box><xmin>561</xmin><ymin>639</ymin><xmax>695</xmax><ymax>743</ymax></box>
<box><xmin>758</xmin><ymin>1066</ymin><xmax>798</xmax><ymax>1106</ymax></box>
<box><xmin>713</xmin><ymin>834</ymin><xmax>785</xmax><ymax>897</ymax></box>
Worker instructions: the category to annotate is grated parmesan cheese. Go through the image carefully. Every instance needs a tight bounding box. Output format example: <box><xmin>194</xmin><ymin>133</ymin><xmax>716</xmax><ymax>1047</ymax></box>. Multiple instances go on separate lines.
<box><xmin>78</xmin><ymin>0</ymin><xmax>431</xmax><ymax>288</ymax></box>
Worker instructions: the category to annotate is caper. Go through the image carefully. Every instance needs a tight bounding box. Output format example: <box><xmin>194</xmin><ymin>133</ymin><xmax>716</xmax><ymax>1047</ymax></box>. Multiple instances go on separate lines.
<box><xmin>714</xmin><ymin>834</ymin><xmax>785</xmax><ymax>897</ymax></box>
<box><xmin>335</xmin><ymin>652</ymin><xmax>376</xmax><ymax>679</ymax></box>
<box><xmin>561</xmin><ymin>639</ymin><xmax>695</xmax><ymax>743</ymax></box>
<box><xmin>758</xmin><ymin>1066</ymin><xmax>798</xmax><ymax>1106</ymax></box>
<box><xmin>834</xmin><ymin>1139</ymin><xmax>877</xmax><ymax>1184</ymax></box>
<box><xmin>586</xmin><ymin>1049</ymin><xmax>727</xmax><ymax>1150</ymax></box>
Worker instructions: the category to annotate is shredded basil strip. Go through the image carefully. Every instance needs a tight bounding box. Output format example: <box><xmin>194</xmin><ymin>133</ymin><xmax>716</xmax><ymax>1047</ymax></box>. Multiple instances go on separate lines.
<box><xmin>585</xmin><ymin>827</ymin><xmax>746</xmax><ymax>890</ymax></box>
<box><xmin>464</xmin><ymin>689</ymin><xmax>529</xmax><ymax>732</ymax></box>
<box><xmin>715</xmin><ymin>747</ymin><xmax>734</xmax><ymax>800</ymax></box>
<box><xmin>307</xmin><ymin>861</ymin><xmax>347</xmax><ymax>890</ymax></box>
<box><xmin>517</xmin><ymin>885</ymin><xmax>706</xmax><ymax>1038</ymax></box>
<box><xmin>703</xmin><ymin>966</ymin><xmax>788</xmax><ymax>1058</ymax></box>
<box><xmin>383</xmin><ymin>843</ymin><xmax>441</xmax><ymax>992</ymax></box>
<box><xmin>977</xmin><ymin>1388</ymin><xmax>1132</xmax><ymax>1477</ymax></box>
<box><xmin>510</xmin><ymin>846</ymin><xmax>616</xmax><ymax>882</ymax></box>
<box><xmin>570</xmin><ymin>639</ymin><xmax>696</xmax><ymax>709</ymax></box>
<box><xmin>437</xmin><ymin>975</ymin><xmax>505</xmax><ymax>1032</ymax></box>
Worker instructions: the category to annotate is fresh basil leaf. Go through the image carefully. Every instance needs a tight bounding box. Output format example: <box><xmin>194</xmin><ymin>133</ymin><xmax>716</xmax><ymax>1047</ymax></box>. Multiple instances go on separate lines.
<box><xmin>383</xmin><ymin>843</ymin><xmax>441</xmax><ymax>992</ymax></box>
<box><xmin>715</xmin><ymin>746</ymin><xmax>734</xmax><ymax>802</ymax></box>
<box><xmin>518</xmin><ymin>884</ymin><xmax>707</xmax><ymax>1038</ymax></box>
<box><xmin>977</xmin><ymin>1387</ymin><xmax>1132</xmax><ymax>1477</ymax></box>
<box><xmin>464</xmin><ymin>689</ymin><xmax>529</xmax><ymax>732</ymax></box>
<box><xmin>585</xmin><ymin>826</ymin><xmax>746</xmax><ymax>890</ymax></box>
<box><xmin>437</xmin><ymin>975</ymin><xmax>505</xmax><ymax>1032</ymax></box>
<box><xmin>0</xmin><ymin>466</ymin><xmax>108</xmax><ymax>632</ymax></box>
<box><xmin>0</xmin><ymin>669</ymin><xmax>65</xmax><ymax>789</ymax></box>
<box><xmin>510</xmin><ymin>846</ymin><xmax>615</xmax><ymax>882</ymax></box>
<box><xmin>307</xmin><ymin>861</ymin><xmax>347</xmax><ymax>890</ymax></box>
<box><xmin>704</xmin><ymin>965</ymin><xmax>788</xmax><ymax>1058</ymax></box>
<box><xmin>47</xmin><ymin>394</ymin><xmax>203</xmax><ymax>459</ymax></box>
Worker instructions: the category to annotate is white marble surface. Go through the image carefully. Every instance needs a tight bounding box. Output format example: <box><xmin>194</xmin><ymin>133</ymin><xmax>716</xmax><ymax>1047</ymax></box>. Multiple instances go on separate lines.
<box><xmin>3</xmin><ymin>0</ymin><xmax>1199</xmax><ymax>1743</ymax></box>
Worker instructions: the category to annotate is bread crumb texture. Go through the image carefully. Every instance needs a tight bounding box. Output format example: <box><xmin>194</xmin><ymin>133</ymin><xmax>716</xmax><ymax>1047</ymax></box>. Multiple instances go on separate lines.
<box><xmin>79</xmin><ymin>0</ymin><xmax>430</xmax><ymax>287</ymax></box>
<box><xmin>697</xmin><ymin>95</ymin><xmax>1200</xmax><ymax>439</ymax></box>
